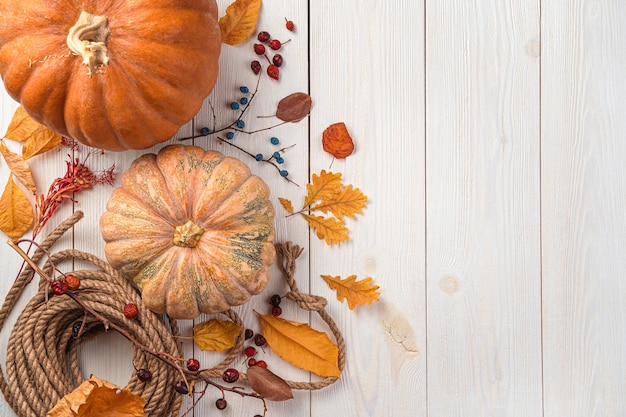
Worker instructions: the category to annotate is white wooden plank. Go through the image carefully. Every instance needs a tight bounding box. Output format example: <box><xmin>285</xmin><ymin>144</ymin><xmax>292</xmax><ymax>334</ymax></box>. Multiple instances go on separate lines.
<box><xmin>541</xmin><ymin>2</ymin><xmax>626</xmax><ymax>416</ymax></box>
<box><xmin>425</xmin><ymin>1</ymin><xmax>542</xmax><ymax>416</ymax></box>
<box><xmin>309</xmin><ymin>2</ymin><xmax>425</xmax><ymax>417</ymax></box>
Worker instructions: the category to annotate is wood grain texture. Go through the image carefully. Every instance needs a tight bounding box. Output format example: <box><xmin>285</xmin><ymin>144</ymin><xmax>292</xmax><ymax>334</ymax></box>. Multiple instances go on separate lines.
<box><xmin>425</xmin><ymin>1</ymin><xmax>542</xmax><ymax>416</ymax></box>
<box><xmin>541</xmin><ymin>2</ymin><xmax>626</xmax><ymax>416</ymax></box>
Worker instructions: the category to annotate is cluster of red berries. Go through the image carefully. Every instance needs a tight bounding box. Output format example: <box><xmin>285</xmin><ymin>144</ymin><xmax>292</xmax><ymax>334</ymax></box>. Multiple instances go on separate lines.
<box><xmin>251</xmin><ymin>19</ymin><xmax>294</xmax><ymax>80</ymax></box>
<box><xmin>50</xmin><ymin>273</ymin><xmax>81</xmax><ymax>295</ymax></box>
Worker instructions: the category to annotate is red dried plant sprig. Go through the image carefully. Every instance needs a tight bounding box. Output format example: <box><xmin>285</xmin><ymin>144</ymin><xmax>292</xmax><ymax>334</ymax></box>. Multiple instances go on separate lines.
<box><xmin>32</xmin><ymin>151</ymin><xmax>115</xmax><ymax>239</ymax></box>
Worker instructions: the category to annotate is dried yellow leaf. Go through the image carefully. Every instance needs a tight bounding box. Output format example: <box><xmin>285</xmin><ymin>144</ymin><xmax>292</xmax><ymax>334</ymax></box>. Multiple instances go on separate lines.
<box><xmin>0</xmin><ymin>142</ymin><xmax>36</xmax><ymax>193</ymax></box>
<box><xmin>321</xmin><ymin>275</ymin><xmax>380</xmax><ymax>310</ymax></box>
<box><xmin>303</xmin><ymin>170</ymin><xmax>342</xmax><ymax>208</ymax></box>
<box><xmin>311</xmin><ymin>184</ymin><xmax>368</xmax><ymax>220</ymax></box>
<box><xmin>3</xmin><ymin>106</ymin><xmax>48</xmax><ymax>142</ymax></box>
<box><xmin>278</xmin><ymin>197</ymin><xmax>293</xmax><ymax>213</ymax></box>
<box><xmin>22</xmin><ymin>128</ymin><xmax>63</xmax><ymax>159</ymax></box>
<box><xmin>0</xmin><ymin>176</ymin><xmax>33</xmax><ymax>240</ymax></box>
<box><xmin>301</xmin><ymin>213</ymin><xmax>349</xmax><ymax>245</ymax></box>
<box><xmin>258</xmin><ymin>314</ymin><xmax>340</xmax><ymax>378</ymax></box>
<box><xmin>47</xmin><ymin>374</ymin><xmax>146</xmax><ymax>417</ymax></box>
<box><xmin>193</xmin><ymin>319</ymin><xmax>241</xmax><ymax>351</ymax></box>
<box><xmin>219</xmin><ymin>0</ymin><xmax>262</xmax><ymax>45</ymax></box>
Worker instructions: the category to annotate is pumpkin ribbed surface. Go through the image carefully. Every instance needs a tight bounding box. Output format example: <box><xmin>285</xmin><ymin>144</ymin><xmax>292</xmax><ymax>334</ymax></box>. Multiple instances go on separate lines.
<box><xmin>100</xmin><ymin>145</ymin><xmax>276</xmax><ymax>319</ymax></box>
<box><xmin>0</xmin><ymin>0</ymin><xmax>221</xmax><ymax>151</ymax></box>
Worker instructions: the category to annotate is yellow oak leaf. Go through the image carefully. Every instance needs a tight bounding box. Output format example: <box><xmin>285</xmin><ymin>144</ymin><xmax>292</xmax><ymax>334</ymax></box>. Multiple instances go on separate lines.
<box><xmin>47</xmin><ymin>374</ymin><xmax>146</xmax><ymax>417</ymax></box>
<box><xmin>311</xmin><ymin>184</ymin><xmax>368</xmax><ymax>220</ymax></box>
<box><xmin>302</xmin><ymin>170</ymin><xmax>342</xmax><ymax>208</ymax></box>
<box><xmin>301</xmin><ymin>213</ymin><xmax>349</xmax><ymax>245</ymax></box>
<box><xmin>0</xmin><ymin>142</ymin><xmax>36</xmax><ymax>193</ymax></box>
<box><xmin>321</xmin><ymin>275</ymin><xmax>380</xmax><ymax>310</ymax></box>
<box><xmin>0</xmin><ymin>176</ymin><xmax>33</xmax><ymax>240</ymax></box>
<box><xmin>278</xmin><ymin>197</ymin><xmax>294</xmax><ymax>213</ymax></box>
<box><xmin>22</xmin><ymin>128</ymin><xmax>63</xmax><ymax>159</ymax></box>
<box><xmin>219</xmin><ymin>0</ymin><xmax>262</xmax><ymax>45</ymax></box>
<box><xmin>3</xmin><ymin>106</ymin><xmax>48</xmax><ymax>142</ymax></box>
<box><xmin>193</xmin><ymin>319</ymin><xmax>241</xmax><ymax>351</ymax></box>
<box><xmin>258</xmin><ymin>314</ymin><xmax>340</xmax><ymax>378</ymax></box>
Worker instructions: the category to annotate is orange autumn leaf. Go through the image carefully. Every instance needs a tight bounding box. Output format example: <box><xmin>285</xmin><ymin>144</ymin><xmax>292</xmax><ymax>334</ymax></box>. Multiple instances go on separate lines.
<box><xmin>301</xmin><ymin>213</ymin><xmax>349</xmax><ymax>245</ymax></box>
<box><xmin>46</xmin><ymin>375</ymin><xmax>146</xmax><ymax>417</ymax></box>
<box><xmin>321</xmin><ymin>275</ymin><xmax>380</xmax><ymax>310</ymax></box>
<box><xmin>22</xmin><ymin>128</ymin><xmax>63</xmax><ymax>159</ymax></box>
<box><xmin>278</xmin><ymin>197</ymin><xmax>294</xmax><ymax>213</ymax></box>
<box><xmin>219</xmin><ymin>0</ymin><xmax>262</xmax><ymax>45</ymax></box>
<box><xmin>311</xmin><ymin>184</ymin><xmax>368</xmax><ymax>220</ymax></box>
<box><xmin>3</xmin><ymin>106</ymin><xmax>47</xmax><ymax>143</ymax></box>
<box><xmin>302</xmin><ymin>170</ymin><xmax>342</xmax><ymax>208</ymax></box>
<box><xmin>258</xmin><ymin>314</ymin><xmax>341</xmax><ymax>378</ymax></box>
<box><xmin>193</xmin><ymin>319</ymin><xmax>241</xmax><ymax>351</ymax></box>
<box><xmin>0</xmin><ymin>176</ymin><xmax>33</xmax><ymax>240</ymax></box>
<box><xmin>0</xmin><ymin>141</ymin><xmax>36</xmax><ymax>193</ymax></box>
<box><xmin>322</xmin><ymin>122</ymin><xmax>354</xmax><ymax>159</ymax></box>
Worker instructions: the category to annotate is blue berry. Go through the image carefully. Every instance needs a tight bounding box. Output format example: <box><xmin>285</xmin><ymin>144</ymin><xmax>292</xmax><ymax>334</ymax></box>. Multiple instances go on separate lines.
<box><xmin>276</xmin><ymin>157</ymin><xmax>285</xmax><ymax>164</ymax></box>
<box><xmin>236</xmin><ymin>120</ymin><xmax>245</xmax><ymax>129</ymax></box>
<box><xmin>200</xmin><ymin>127</ymin><xmax>210</xmax><ymax>136</ymax></box>
<box><xmin>255</xmin><ymin>153</ymin><xmax>263</xmax><ymax>161</ymax></box>
<box><xmin>270</xmin><ymin>137</ymin><xmax>279</xmax><ymax>145</ymax></box>
<box><xmin>226</xmin><ymin>131</ymin><xmax>235</xmax><ymax>140</ymax></box>
<box><xmin>230</xmin><ymin>101</ymin><xmax>240</xmax><ymax>110</ymax></box>
<box><xmin>273</xmin><ymin>151</ymin><xmax>281</xmax><ymax>159</ymax></box>
<box><xmin>280</xmin><ymin>170</ymin><xmax>289</xmax><ymax>177</ymax></box>
<box><xmin>240</xmin><ymin>97</ymin><xmax>249</xmax><ymax>105</ymax></box>
<box><xmin>240</xmin><ymin>86</ymin><xmax>249</xmax><ymax>94</ymax></box>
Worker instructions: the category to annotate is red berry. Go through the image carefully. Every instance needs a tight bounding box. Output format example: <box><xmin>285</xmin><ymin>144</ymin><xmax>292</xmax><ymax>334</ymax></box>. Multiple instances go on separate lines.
<box><xmin>250</xmin><ymin>60</ymin><xmax>261</xmax><ymax>75</ymax></box>
<box><xmin>244</xmin><ymin>346</ymin><xmax>257</xmax><ymax>357</ymax></box>
<box><xmin>253</xmin><ymin>43</ymin><xmax>266</xmax><ymax>55</ymax></box>
<box><xmin>186</xmin><ymin>358</ymin><xmax>200</xmax><ymax>372</ymax></box>
<box><xmin>174</xmin><ymin>380</ymin><xmax>189</xmax><ymax>395</ymax></box>
<box><xmin>272</xmin><ymin>54</ymin><xmax>283</xmax><ymax>67</ymax></box>
<box><xmin>257</xmin><ymin>31</ymin><xmax>270</xmax><ymax>42</ymax></box>
<box><xmin>256</xmin><ymin>360</ymin><xmax>268</xmax><ymax>368</ymax></box>
<box><xmin>222</xmin><ymin>368</ymin><xmax>240</xmax><ymax>383</ymax></box>
<box><xmin>285</xmin><ymin>18</ymin><xmax>295</xmax><ymax>31</ymax></box>
<box><xmin>215</xmin><ymin>398</ymin><xmax>227</xmax><ymax>410</ymax></box>
<box><xmin>254</xmin><ymin>334</ymin><xmax>266</xmax><ymax>346</ymax></box>
<box><xmin>136</xmin><ymin>368</ymin><xmax>152</xmax><ymax>382</ymax></box>
<box><xmin>268</xmin><ymin>39</ymin><xmax>281</xmax><ymax>50</ymax></box>
<box><xmin>123</xmin><ymin>303</ymin><xmax>139</xmax><ymax>319</ymax></box>
<box><xmin>271</xmin><ymin>305</ymin><xmax>282</xmax><ymax>317</ymax></box>
<box><xmin>51</xmin><ymin>279</ymin><xmax>68</xmax><ymax>295</ymax></box>
<box><xmin>247</xmin><ymin>358</ymin><xmax>257</xmax><ymax>367</ymax></box>
<box><xmin>65</xmin><ymin>274</ymin><xmax>80</xmax><ymax>291</ymax></box>
<box><xmin>267</xmin><ymin>64</ymin><xmax>279</xmax><ymax>80</ymax></box>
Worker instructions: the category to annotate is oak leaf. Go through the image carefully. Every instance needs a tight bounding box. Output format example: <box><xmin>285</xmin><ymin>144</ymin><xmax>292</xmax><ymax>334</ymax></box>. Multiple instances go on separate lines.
<box><xmin>278</xmin><ymin>197</ymin><xmax>294</xmax><ymax>213</ymax></box>
<box><xmin>321</xmin><ymin>275</ymin><xmax>380</xmax><ymax>310</ymax></box>
<box><xmin>322</xmin><ymin>122</ymin><xmax>354</xmax><ymax>159</ymax></box>
<box><xmin>301</xmin><ymin>213</ymin><xmax>349</xmax><ymax>245</ymax></box>
<box><xmin>193</xmin><ymin>319</ymin><xmax>241</xmax><ymax>351</ymax></box>
<box><xmin>246</xmin><ymin>365</ymin><xmax>294</xmax><ymax>401</ymax></box>
<box><xmin>258</xmin><ymin>314</ymin><xmax>340</xmax><ymax>377</ymax></box>
<box><xmin>3</xmin><ymin>106</ymin><xmax>47</xmax><ymax>143</ymax></box>
<box><xmin>0</xmin><ymin>176</ymin><xmax>34</xmax><ymax>240</ymax></box>
<box><xmin>46</xmin><ymin>374</ymin><xmax>146</xmax><ymax>417</ymax></box>
<box><xmin>302</xmin><ymin>170</ymin><xmax>342</xmax><ymax>208</ymax></box>
<box><xmin>0</xmin><ymin>142</ymin><xmax>36</xmax><ymax>193</ymax></box>
<box><xmin>219</xmin><ymin>0</ymin><xmax>262</xmax><ymax>45</ymax></box>
<box><xmin>311</xmin><ymin>184</ymin><xmax>368</xmax><ymax>220</ymax></box>
<box><xmin>22</xmin><ymin>128</ymin><xmax>63</xmax><ymax>159</ymax></box>
<box><xmin>276</xmin><ymin>92</ymin><xmax>312</xmax><ymax>122</ymax></box>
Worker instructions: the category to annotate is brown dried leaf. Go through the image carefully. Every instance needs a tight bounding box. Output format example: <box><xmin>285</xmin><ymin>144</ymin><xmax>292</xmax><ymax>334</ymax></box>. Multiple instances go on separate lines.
<box><xmin>0</xmin><ymin>176</ymin><xmax>33</xmax><ymax>240</ymax></box>
<box><xmin>321</xmin><ymin>275</ymin><xmax>380</xmax><ymax>310</ymax></box>
<box><xmin>276</xmin><ymin>92</ymin><xmax>312</xmax><ymax>122</ymax></box>
<box><xmin>246</xmin><ymin>365</ymin><xmax>294</xmax><ymax>401</ymax></box>
<box><xmin>22</xmin><ymin>128</ymin><xmax>63</xmax><ymax>159</ymax></box>
<box><xmin>193</xmin><ymin>319</ymin><xmax>241</xmax><ymax>351</ymax></box>
<box><xmin>46</xmin><ymin>375</ymin><xmax>146</xmax><ymax>417</ymax></box>
<box><xmin>219</xmin><ymin>0</ymin><xmax>262</xmax><ymax>45</ymax></box>
<box><xmin>0</xmin><ymin>142</ymin><xmax>36</xmax><ymax>193</ymax></box>
<box><xmin>278</xmin><ymin>197</ymin><xmax>294</xmax><ymax>213</ymax></box>
<box><xmin>322</xmin><ymin>122</ymin><xmax>354</xmax><ymax>159</ymax></box>
<box><xmin>258</xmin><ymin>314</ymin><xmax>341</xmax><ymax>377</ymax></box>
<box><xmin>3</xmin><ymin>106</ymin><xmax>47</xmax><ymax>142</ymax></box>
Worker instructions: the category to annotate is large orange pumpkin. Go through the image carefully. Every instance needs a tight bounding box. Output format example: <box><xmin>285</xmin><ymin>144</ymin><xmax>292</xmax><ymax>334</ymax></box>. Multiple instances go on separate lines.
<box><xmin>100</xmin><ymin>145</ymin><xmax>276</xmax><ymax>319</ymax></box>
<box><xmin>0</xmin><ymin>0</ymin><xmax>221</xmax><ymax>151</ymax></box>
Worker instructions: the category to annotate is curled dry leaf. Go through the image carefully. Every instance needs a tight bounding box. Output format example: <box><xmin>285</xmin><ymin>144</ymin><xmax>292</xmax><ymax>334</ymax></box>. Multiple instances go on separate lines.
<box><xmin>258</xmin><ymin>314</ymin><xmax>341</xmax><ymax>377</ymax></box>
<box><xmin>219</xmin><ymin>0</ymin><xmax>262</xmax><ymax>45</ymax></box>
<box><xmin>193</xmin><ymin>319</ymin><xmax>241</xmax><ymax>351</ymax></box>
<box><xmin>278</xmin><ymin>197</ymin><xmax>294</xmax><ymax>213</ymax></box>
<box><xmin>246</xmin><ymin>365</ymin><xmax>294</xmax><ymax>401</ymax></box>
<box><xmin>0</xmin><ymin>176</ymin><xmax>33</xmax><ymax>240</ymax></box>
<box><xmin>322</xmin><ymin>122</ymin><xmax>354</xmax><ymax>159</ymax></box>
<box><xmin>0</xmin><ymin>142</ymin><xmax>36</xmax><ymax>193</ymax></box>
<box><xmin>46</xmin><ymin>374</ymin><xmax>146</xmax><ymax>417</ymax></box>
<box><xmin>276</xmin><ymin>92</ymin><xmax>312</xmax><ymax>122</ymax></box>
<box><xmin>22</xmin><ymin>128</ymin><xmax>63</xmax><ymax>159</ymax></box>
<box><xmin>3</xmin><ymin>106</ymin><xmax>47</xmax><ymax>143</ymax></box>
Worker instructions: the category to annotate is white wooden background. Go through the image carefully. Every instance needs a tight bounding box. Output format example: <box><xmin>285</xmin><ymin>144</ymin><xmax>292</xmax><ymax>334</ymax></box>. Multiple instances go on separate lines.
<box><xmin>1</xmin><ymin>0</ymin><xmax>625</xmax><ymax>416</ymax></box>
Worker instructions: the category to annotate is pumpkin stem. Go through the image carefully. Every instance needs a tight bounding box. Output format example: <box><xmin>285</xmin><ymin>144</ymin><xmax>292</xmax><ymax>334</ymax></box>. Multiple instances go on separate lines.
<box><xmin>173</xmin><ymin>220</ymin><xmax>206</xmax><ymax>248</ymax></box>
<box><xmin>66</xmin><ymin>11</ymin><xmax>111</xmax><ymax>77</ymax></box>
